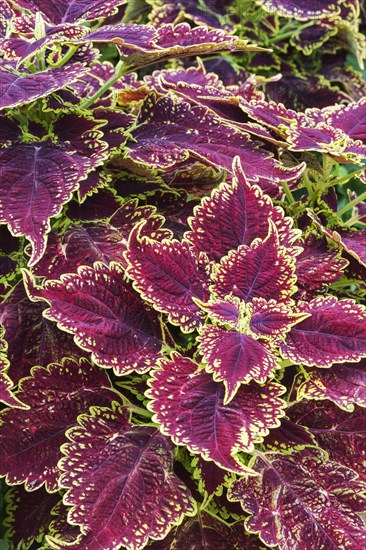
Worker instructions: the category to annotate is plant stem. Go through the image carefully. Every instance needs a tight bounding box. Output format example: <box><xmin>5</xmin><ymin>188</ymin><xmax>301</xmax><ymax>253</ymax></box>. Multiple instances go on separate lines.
<box><xmin>303</xmin><ymin>172</ymin><xmax>315</xmax><ymax>201</ymax></box>
<box><xmin>332</xmin><ymin>168</ymin><xmax>365</xmax><ymax>186</ymax></box>
<box><xmin>281</xmin><ymin>180</ymin><xmax>295</xmax><ymax>204</ymax></box>
<box><xmin>81</xmin><ymin>59</ymin><xmax>125</xmax><ymax>110</ymax></box>
<box><xmin>337</xmin><ymin>190</ymin><xmax>366</xmax><ymax>216</ymax></box>
<box><xmin>53</xmin><ymin>45</ymin><xmax>79</xmax><ymax>68</ymax></box>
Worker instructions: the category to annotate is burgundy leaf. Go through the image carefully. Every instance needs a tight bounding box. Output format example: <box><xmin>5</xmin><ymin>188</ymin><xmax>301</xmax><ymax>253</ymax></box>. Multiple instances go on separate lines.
<box><xmin>58</xmin><ymin>403</ymin><xmax>195</xmax><ymax>550</ymax></box>
<box><xmin>125</xmin><ymin>224</ymin><xmax>210</xmax><ymax>332</ymax></box>
<box><xmin>192</xmin><ymin>456</ymin><xmax>229</xmax><ymax>496</ymax></box>
<box><xmin>280</xmin><ymin>296</ymin><xmax>366</xmax><ymax>367</ymax></box>
<box><xmin>0</xmin><ymin>327</ymin><xmax>26</xmax><ymax>408</ymax></box>
<box><xmin>198</xmin><ymin>326</ymin><xmax>278</xmax><ymax>403</ymax></box>
<box><xmin>14</xmin><ymin>0</ymin><xmax>126</xmax><ymax>24</ymax></box>
<box><xmin>198</xmin><ymin>296</ymin><xmax>242</xmax><ymax>326</ymax></box>
<box><xmin>228</xmin><ymin>448</ymin><xmax>366</xmax><ymax>550</ymax></box>
<box><xmin>0</xmin><ymin>63</ymin><xmax>86</xmax><ymax>110</ymax></box>
<box><xmin>247</xmin><ymin>298</ymin><xmax>309</xmax><ymax>340</ymax></box>
<box><xmin>127</xmin><ymin>95</ymin><xmax>305</xmax><ymax>186</ymax></box>
<box><xmin>0</xmin><ymin>357</ymin><xmax>120</xmax><ymax>491</ymax></box>
<box><xmin>298</xmin><ymin>358</ymin><xmax>366</xmax><ymax>410</ymax></box>
<box><xmin>24</xmin><ymin>263</ymin><xmax>164</xmax><ymax>374</ymax></box>
<box><xmin>288</xmin><ymin>400</ymin><xmax>366</xmax><ymax>482</ymax></box>
<box><xmin>0</xmin><ymin>141</ymin><xmax>93</xmax><ymax>266</ymax></box>
<box><xmin>147</xmin><ymin>354</ymin><xmax>286</xmax><ymax>474</ymax></box>
<box><xmin>186</xmin><ymin>156</ymin><xmax>299</xmax><ymax>263</ymax></box>
<box><xmin>326</xmin><ymin>98</ymin><xmax>366</xmax><ymax>143</ymax></box>
<box><xmin>211</xmin><ymin>223</ymin><xmax>296</xmax><ymax>303</ymax></box>
<box><xmin>4</xmin><ymin>486</ymin><xmax>59</xmax><ymax>548</ymax></box>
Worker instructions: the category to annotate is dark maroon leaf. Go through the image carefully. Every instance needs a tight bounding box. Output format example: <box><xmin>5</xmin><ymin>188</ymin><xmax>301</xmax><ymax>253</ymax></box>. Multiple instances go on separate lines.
<box><xmin>4</xmin><ymin>486</ymin><xmax>59</xmax><ymax>548</ymax></box>
<box><xmin>0</xmin><ymin>141</ymin><xmax>94</xmax><ymax>266</ymax></box>
<box><xmin>228</xmin><ymin>448</ymin><xmax>366</xmax><ymax>549</ymax></box>
<box><xmin>0</xmin><ymin>357</ymin><xmax>120</xmax><ymax>491</ymax></box>
<box><xmin>24</xmin><ymin>263</ymin><xmax>164</xmax><ymax>374</ymax></box>
<box><xmin>280</xmin><ymin>296</ymin><xmax>366</xmax><ymax>367</ymax></box>
<box><xmin>192</xmin><ymin>456</ymin><xmax>229</xmax><ymax>496</ymax></box>
<box><xmin>125</xmin><ymin>224</ymin><xmax>210</xmax><ymax>332</ymax></box>
<box><xmin>58</xmin><ymin>403</ymin><xmax>195</xmax><ymax>550</ymax></box>
<box><xmin>147</xmin><ymin>354</ymin><xmax>286</xmax><ymax>474</ymax></box>
<box><xmin>211</xmin><ymin>223</ymin><xmax>297</xmax><ymax>304</ymax></box>
<box><xmin>0</xmin><ymin>63</ymin><xmax>86</xmax><ymax>110</ymax></box>
<box><xmin>298</xmin><ymin>358</ymin><xmax>366</xmax><ymax>410</ymax></box>
<box><xmin>14</xmin><ymin>0</ymin><xmax>126</xmax><ymax>24</ymax></box>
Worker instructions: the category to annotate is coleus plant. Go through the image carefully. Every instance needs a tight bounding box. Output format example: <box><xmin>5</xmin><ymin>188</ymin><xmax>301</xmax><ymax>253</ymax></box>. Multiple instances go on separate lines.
<box><xmin>0</xmin><ymin>0</ymin><xmax>366</xmax><ymax>549</ymax></box>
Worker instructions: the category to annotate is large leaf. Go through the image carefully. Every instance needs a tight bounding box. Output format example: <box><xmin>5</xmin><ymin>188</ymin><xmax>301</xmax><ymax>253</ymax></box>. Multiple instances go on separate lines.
<box><xmin>288</xmin><ymin>400</ymin><xmax>366</xmax><ymax>482</ymax></box>
<box><xmin>280</xmin><ymin>296</ymin><xmax>366</xmax><ymax>367</ymax></box>
<box><xmin>24</xmin><ymin>263</ymin><xmax>164</xmax><ymax>374</ymax></box>
<box><xmin>198</xmin><ymin>326</ymin><xmax>278</xmax><ymax>404</ymax></box>
<box><xmin>0</xmin><ymin>141</ymin><xmax>94</xmax><ymax>266</ymax></box>
<box><xmin>228</xmin><ymin>448</ymin><xmax>366</xmax><ymax>549</ymax></box>
<box><xmin>125</xmin><ymin>224</ymin><xmax>210</xmax><ymax>332</ymax></box>
<box><xmin>147</xmin><ymin>354</ymin><xmax>286</xmax><ymax>474</ymax></box>
<box><xmin>0</xmin><ymin>63</ymin><xmax>86</xmax><ymax>110</ymax></box>
<box><xmin>298</xmin><ymin>359</ymin><xmax>366</xmax><ymax>411</ymax></box>
<box><xmin>211</xmin><ymin>224</ymin><xmax>296</xmax><ymax>304</ymax></box>
<box><xmin>0</xmin><ymin>357</ymin><xmax>119</xmax><ymax>491</ymax></box>
<box><xmin>13</xmin><ymin>0</ymin><xmax>126</xmax><ymax>24</ymax></box>
<box><xmin>186</xmin><ymin>156</ymin><xmax>299</xmax><ymax>263</ymax></box>
<box><xmin>57</xmin><ymin>402</ymin><xmax>196</xmax><ymax>550</ymax></box>
<box><xmin>256</xmin><ymin>1</ymin><xmax>341</xmax><ymax>21</ymax></box>
<box><xmin>0</xmin><ymin>328</ymin><xmax>25</xmax><ymax>408</ymax></box>
<box><xmin>4</xmin><ymin>486</ymin><xmax>59</xmax><ymax>549</ymax></box>
<box><xmin>127</xmin><ymin>95</ymin><xmax>305</xmax><ymax>186</ymax></box>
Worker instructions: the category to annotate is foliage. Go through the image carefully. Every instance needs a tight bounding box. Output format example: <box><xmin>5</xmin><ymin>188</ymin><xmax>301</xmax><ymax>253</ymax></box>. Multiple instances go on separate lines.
<box><xmin>0</xmin><ymin>1</ymin><xmax>365</xmax><ymax>549</ymax></box>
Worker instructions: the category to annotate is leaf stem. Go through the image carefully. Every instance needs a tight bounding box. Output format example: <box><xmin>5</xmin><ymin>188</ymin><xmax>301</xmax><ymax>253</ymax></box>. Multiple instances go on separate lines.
<box><xmin>81</xmin><ymin>59</ymin><xmax>125</xmax><ymax>110</ymax></box>
<box><xmin>337</xmin><ymin>190</ymin><xmax>366</xmax><ymax>217</ymax></box>
<box><xmin>281</xmin><ymin>180</ymin><xmax>295</xmax><ymax>204</ymax></box>
<box><xmin>52</xmin><ymin>45</ymin><xmax>79</xmax><ymax>68</ymax></box>
<box><xmin>332</xmin><ymin>168</ymin><xmax>365</xmax><ymax>187</ymax></box>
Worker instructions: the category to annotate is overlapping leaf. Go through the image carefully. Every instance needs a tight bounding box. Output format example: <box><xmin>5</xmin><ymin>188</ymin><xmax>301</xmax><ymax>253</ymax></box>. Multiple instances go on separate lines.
<box><xmin>24</xmin><ymin>263</ymin><xmax>164</xmax><ymax>374</ymax></box>
<box><xmin>256</xmin><ymin>1</ymin><xmax>341</xmax><ymax>21</ymax></box>
<box><xmin>147</xmin><ymin>354</ymin><xmax>286</xmax><ymax>474</ymax></box>
<box><xmin>0</xmin><ymin>63</ymin><xmax>86</xmax><ymax>110</ymax></box>
<box><xmin>0</xmin><ymin>357</ymin><xmax>120</xmax><ymax>491</ymax></box>
<box><xmin>280</xmin><ymin>296</ymin><xmax>366</xmax><ymax>367</ymax></box>
<box><xmin>298</xmin><ymin>359</ymin><xmax>366</xmax><ymax>411</ymax></box>
<box><xmin>186</xmin><ymin>156</ymin><xmax>299</xmax><ymax>263</ymax></box>
<box><xmin>13</xmin><ymin>0</ymin><xmax>126</xmax><ymax>24</ymax></box>
<box><xmin>211</xmin><ymin>224</ymin><xmax>297</xmax><ymax>304</ymax></box>
<box><xmin>228</xmin><ymin>448</ymin><xmax>366</xmax><ymax>549</ymax></box>
<box><xmin>127</xmin><ymin>95</ymin><xmax>305</xmax><ymax>186</ymax></box>
<box><xmin>0</xmin><ymin>327</ymin><xmax>25</xmax><ymax>408</ymax></box>
<box><xmin>125</xmin><ymin>224</ymin><xmax>210</xmax><ymax>332</ymax></box>
<box><xmin>58</xmin><ymin>402</ymin><xmax>196</xmax><ymax>550</ymax></box>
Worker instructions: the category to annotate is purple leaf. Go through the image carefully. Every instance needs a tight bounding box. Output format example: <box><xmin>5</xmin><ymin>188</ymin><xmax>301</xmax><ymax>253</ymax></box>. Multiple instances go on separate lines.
<box><xmin>326</xmin><ymin>98</ymin><xmax>366</xmax><ymax>143</ymax></box>
<box><xmin>198</xmin><ymin>325</ymin><xmax>278</xmax><ymax>403</ymax></box>
<box><xmin>127</xmin><ymin>95</ymin><xmax>305</xmax><ymax>186</ymax></box>
<box><xmin>298</xmin><ymin>359</ymin><xmax>366</xmax><ymax>411</ymax></box>
<box><xmin>186</xmin><ymin>156</ymin><xmax>300</xmax><ymax>263</ymax></box>
<box><xmin>247</xmin><ymin>298</ymin><xmax>309</xmax><ymax>340</ymax></box>
<box><xmin>257</xmin><ymin>1</ymin><xmax>340</xmax><ymax>21</ymax></box>
<box><xmin>280</xmin><ymin>296</ymin><xmax>366</xmax><ymax>367</ymax></box>
<box><xmin>147</xmin><ymin>354</ymin><xmax>286</xmax><ymax>474</ymax></box>
<box><xmin>0</xmin><ymin>357</ymin><xmax>120</xmax><ymax>491</ymax></box>
<box><xmin>211</xmin><ymin>223</ymin><xmax>297</xmax><ymax>303</ymax></box>
<box><xmin>13</xmin><ymin>0</ymin><xmax>126</xmax><ymax>24</ymax></box>
<box><xmin>228</xmin><ymin>448</ymin><xmax>366</xmax><ymax>549</ymax></box>
<box><xmin>288</xmin><ymin>400</ymin><xmax>366</xmax><ymax>482</ymax></box>
<box><xmin>0</xmin><ymin>141</ymin><xmax>94</xmax><ymax>266</ymax></box>
<box><xmin>0</xmin><ymin>327</ymin><xmax>26</xmax><ymax>408</ymax></box>
<box><xmin>0</xmin><ymin>0</ymin><xmax>13</xmax><ymax>39</ymax></box>
<box><xmin>198</xmin><ymin>296</ymin><xmax>242</xmax><ymax>326</ymax></box>
<box><xmin>23</xmin><ymin>263</ymin><xmax>164</xmax><ymax>374</ymax></box>
<box><xmin>4</xmin><ymin>486</ymin><xmax>59</xmax><ymax>548</ymax></box>
<box><xmin>0</xmin><ymin>63</ymin><xmax>86</xmax><ymax>110</ymax></box>
<box><xmin>58</xmin><ymin>403</ymin><xmax>195</xmax><ymax>550</ymax></box>
<box><xmin>125</xmin><ymin>224</ymin><xmax>210</xmax><ymax>332</ymax></box>
<box><xmin>192</xmin><ymin>456</ymin><xmax>229</xmax><ymax>496</ymax></box>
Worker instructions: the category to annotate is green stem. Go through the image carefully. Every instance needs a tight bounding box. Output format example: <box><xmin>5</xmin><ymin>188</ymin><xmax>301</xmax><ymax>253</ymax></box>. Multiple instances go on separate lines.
<box><xmin>281</xmin><ymin>180</ymin><xmax>295</xmax><ymax>204</ymax></box>
<box><xmin>81</xmin><ymin>59</ymin><xmax>125</xmax><ymax>110</ymax></box>
<box><xmin>337</xmin><ymin>190</ymin><xmax>366</xmax><ymax>217</ymax></box>
<box><xmin>303</xmin><ymin>172</ymin><xmax>315</xmax><ymax>201</ymax></box>
<box><xmin>332</xmin><ymin>168</ymin><xmax>365</xmax><ymax>187</ymax></box>
<box><xmin>52</xmin><ymin>45</ymin><xmax>79</xmax><ymax>68</ymax></box>
<box><xmin>128</xmin><ymin>405</ymin><xmax>153</xmax><ymax>419</ymax></box>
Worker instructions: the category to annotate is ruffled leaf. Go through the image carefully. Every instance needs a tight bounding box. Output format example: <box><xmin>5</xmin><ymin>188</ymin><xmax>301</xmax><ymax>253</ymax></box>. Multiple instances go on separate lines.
<box><xmin>147</xmin><ymin>354</ymin><xmax>286</xmax><ymax>474</ymax></box>
<box><xmin>186</xmin><ymin>156</ymin><xmax>299</xmax><ymax>263</ymax></box>
<box><xmin>280</xmin><ymin>296</ymin><xmax>366</xmax><ymax>367</ymax></box>
<box><xmin>198</xmin><ymin>325</ymin><xmax>278</xmax><ymax>404</ymax></box>
<box><xmin>0</xmin><ymin>327</ymin><xmax>26</xmax><ymax>408</ymax></box>
<box><xmin>211</xmin><ymin>223</ymin><xmax>296</xmax><ymax>304</ymax></box>
<box><xmin>125</xmin><ymin>224</ymin><xmax>210</xmax><ymax>332</ymax></box>
<box><xmin>23</xmin><ymin>263</ymin><xmax>164</xmax><ymax>374</ymax></box>
<box><xmin>58</xmin><ymin>402</ymin><xmax>196</xmax><ymax>550</ymax></box>
<box><xmin>0</xmin><ymin>357</ymin><xmax>120</xmax><ymax>492</ymax></box>
<box><xmin>228</xmin><ymin>448</ymin><xmax>366</xmax><ymax>549</ymax></box>
<box><xmin>256</xmin><ymin>1</ymin><xmax>340</xmax><ymax>21</ymax></box>
<box><xmin>13</xmin><ymin>0</ymin><xmax>126</xmax><ymax>24</ymax></box>
<box><xmin>0</xmin><ymin>64</ymin><xmax>86</xmax><ymax>110</ymax></box>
